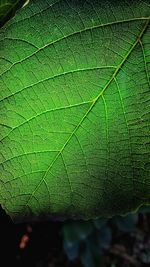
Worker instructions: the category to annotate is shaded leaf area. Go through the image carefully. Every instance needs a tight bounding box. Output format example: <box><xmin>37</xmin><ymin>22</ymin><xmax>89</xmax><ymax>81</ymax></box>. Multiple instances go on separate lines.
<box><xmin>1</xmin><ymin>206</ymin><xmax>150</xmax><ymax>267</ymax></box>
<box><xmin>0</xmin><ymin>0</ymin><xmax>27</xmax><ymax>27</ymax></box>
<box><xmin>0</xmin><ymin>0</ymin><xmax>150</xmax><ymax>221</ymax></box>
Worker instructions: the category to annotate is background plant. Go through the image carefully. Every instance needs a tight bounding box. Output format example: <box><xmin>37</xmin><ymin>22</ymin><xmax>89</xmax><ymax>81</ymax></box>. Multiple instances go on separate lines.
<box><xmin>62</xmin><ymin>206</ymin><xmax>150</xmax><ymax>267</ymax></box>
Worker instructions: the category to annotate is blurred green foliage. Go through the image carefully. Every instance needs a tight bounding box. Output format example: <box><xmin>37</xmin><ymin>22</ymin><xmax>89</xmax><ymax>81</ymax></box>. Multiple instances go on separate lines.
<box><xmin>62</xmin><ymin>205</ymin><xmax>150</xmax><ymax>267</ymax></box>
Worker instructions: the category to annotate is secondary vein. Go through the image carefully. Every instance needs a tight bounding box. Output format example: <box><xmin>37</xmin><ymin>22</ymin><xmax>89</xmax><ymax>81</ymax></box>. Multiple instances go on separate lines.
<box><xmin>25</xmin><ymin>19</ymin><xmax>149</xmax><ymax>209</ymax></box>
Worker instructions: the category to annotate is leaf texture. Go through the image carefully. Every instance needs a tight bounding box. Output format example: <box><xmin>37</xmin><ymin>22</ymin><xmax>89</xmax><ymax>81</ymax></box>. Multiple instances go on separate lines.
<box><xmin>0</xmin><ymin>0</ymin><xmax>150</xmax><ymax>222</ymax></box>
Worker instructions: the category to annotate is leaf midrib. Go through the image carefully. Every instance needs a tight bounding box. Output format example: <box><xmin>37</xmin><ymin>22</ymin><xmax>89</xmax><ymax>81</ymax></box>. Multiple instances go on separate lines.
<box><xmin>24</xmin><ymin>19</ymin><xmax>149</xmax><ymax>210</ymax></box>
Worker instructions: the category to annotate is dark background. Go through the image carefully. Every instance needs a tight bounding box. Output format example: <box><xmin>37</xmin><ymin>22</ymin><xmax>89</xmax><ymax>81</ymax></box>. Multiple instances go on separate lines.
<box><xmin>0</xmin><ymin>206</ymin><xmax>78</xmax><ymax>267</ymax></box>
<box><xmin>1</xmin><ymin>205</ymin><xmax>150</xmax><ymax>267</ymax></box>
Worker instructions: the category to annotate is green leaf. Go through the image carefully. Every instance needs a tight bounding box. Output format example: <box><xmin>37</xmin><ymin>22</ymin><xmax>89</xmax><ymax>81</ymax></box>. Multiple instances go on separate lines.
<box><xmin>63</xmin><ymin>221</ymin><xmax>93</xmax><ymax>242</ymax></box>
<box><xmin>81</xmin><ymin>243</ymin><xmax>95</xmax><ymax>267</ymax></box>
<box><xmin>0</xmin><ymin>0</ymin><xmax>150</xmax><ymax>222</ymax></box>
<box><xmin>98</xmin><ymin>225</ymin><xmax>112</xmax><ymax>249</ymax></box>
<box><xmin>0</xmin><ymin>0</ymin><xmax>27</xmax><ymax>27</ymax></box>
<box><xmin>138</xmin><ymin>204</ymin><xmax>150</xmax><ymax>214</ymax></box>
<box><xmin>80</xmin><ymin>239</ymin><xmax>103</xmax><ymax>267</ymax></box>
<box><xmin>113</xmin><ymin>213</ymin><xmax>138</xmax><ymax>232</ymax></box>
<box><xmin>94</xmin><ymin>218</ymin><xmax>108</xmax><ymax>230</ymax></box>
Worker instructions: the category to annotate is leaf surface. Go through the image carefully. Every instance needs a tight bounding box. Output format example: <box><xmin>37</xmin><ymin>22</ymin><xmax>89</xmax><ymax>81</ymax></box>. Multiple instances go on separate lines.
<box><xmin>0</xmin><ymin>0</ymin><xmax>150</xmax><ymax>222</ymax></box>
